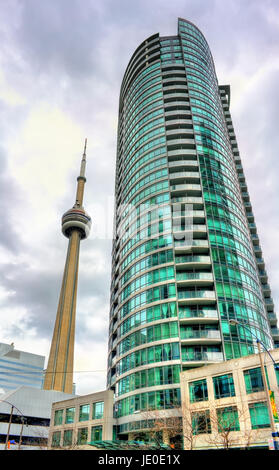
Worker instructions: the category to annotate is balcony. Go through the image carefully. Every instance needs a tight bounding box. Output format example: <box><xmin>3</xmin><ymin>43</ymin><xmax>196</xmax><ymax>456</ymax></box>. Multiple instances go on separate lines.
<box><xmin>168</xmin><ymin>161</ymin><xmax>198</xmax><ymax>169</ymax></box>
<box><xmin>169</xmin><ymin>171</ymin><xmax>200</xmax><ymax>181</ymax></box>
<box><xmin>176</xmin><ymin>272</ymin><xmax>214</xmax><ymax>286</ymax></box>
<box><xmin>253</xmin><ymin>246</ymin><xmax>262</xmax><ymax>256</ymax></box>
<box><xmin>173</xmin><ymin>227</ymin><xmax>207</xmax><ymax>242</ymax></box>
<box><xmin>258</xmin><ymin>269</ymin><xmax>267</xmax><ymax>282</ymax></box>
<box><xmin>241</xmin><ymin>192</ymin><xmax>250</xmax><ymax>202</ymax></box>
<box><xmin>163</xmin><ymin>84</ymin><xmax>188</xmax><ymax>92</ymax></box>
<box><xmin>164</xmin><ymin>112</ymin><xmax>192</xmax><ymax>122</ymax></box>
<box><xmin>246</xmin><ymin>212</ymin><xmax>254</xmax><ymax>222</ymax></box>
<box><xmin>174</xmin><ymin>239</ymin><xmax>209</xmax><ymax>252</ymax></box>
<box><xmin>180</xmin><ymin>329</ymin><xmax>221</xmax><ymax>344</ymax></box>
<box><xmin>256</xmin><ymin>258</ymin><xmax>265</xmax><ymax>268</ymax></box>
<box><xmin>178</xmin><ymin>289</ymin><xmax>216</xmax><ymax>304</ymax></box>
<box><xmin>268</xmin><ymin>313</ymin><xmax>277</xmax><ymax>326</ymax></box>
<box><xmin>175</xmin><ymin>255</ymin><xmax>211</xmax><ymax>268</ymax></box>
<box><xmin>249</xmin><ymin>223</ymin><xmax>257</xmax><ymax>234</ymax></box>
<box><xmin>271</xmin><ymin>328</ymin><xmax>279</xmax><ymax>340</ymax></box>
<box><xmin>181</xmin><ymin>351</ymin><xmax>224</xmax><ymax>366</ymax></box>
<box><xmin>265</xmin><ymin>298</ymin><xmax>274</xmax><ymax>311</ymax></box>
<box><xmin>179</xmin><ymin>309</ymin><xmax>219</xmax><ymax>323</ymax></box>
<box><xmin>170</xmin><ymin>183</ymin><xmax>201</xmax><ymax>196</ymax></box>
<box><xmin>167</xmin><ymin>138</ymin><xmax>196</xmax><ymax>150</ymax></box>
<box><xmin>165</xmin><ymin>117</ymin><xmax>192</xmax><ymax>127</ymax></box>
<box><xmin>166</xmin><ymin>129</ymin><xmax>194</xmax><ymax>138</ymax></box>
<box><xmin>262</xmin><ymin>283</ymin><xmax>271</xmax><ymax>295</ymax></box>
<box><xmin>164</xmin><ymin>92</ymin><xmax>189</xmax><ymax>102</ymax></box>
<box><xmin>172</xmin><ymin>210</ymin><xmax>205</xmax><ymax>224</ymax></box>
<box><xmin>171</xmin><ymin>196</ymin><xmax>203</xmax><ymax>209</ymax></box>
<box><xmin>167</xmin><ymin>149</ymin><xmax>197</xmax><ymax>158</ymax></box>
<box><xmin>251</xmin><ymin>234</ymin><xmax>259</xmax><ymax>246</ymax></box>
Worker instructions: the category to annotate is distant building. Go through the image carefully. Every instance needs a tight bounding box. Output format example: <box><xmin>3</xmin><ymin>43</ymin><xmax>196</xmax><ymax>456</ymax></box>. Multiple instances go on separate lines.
<box><xmin>0</xmin><ymin>386</ymin><xmax>76</xmax><ymax>450</ymax></box>
<box><xmin>180</xmin><ymin>349</ymin><xmax>279</xmax><ymax>450</ymax></box>
<box><xmin>0</xmin><ymin>342</ymin><xmax>45</xmax><ymax>394</ymax></box>
<box><xmin>48</xmin><ymin>390</ymin><xmax>115</xmax><ymax>449</ymax></box>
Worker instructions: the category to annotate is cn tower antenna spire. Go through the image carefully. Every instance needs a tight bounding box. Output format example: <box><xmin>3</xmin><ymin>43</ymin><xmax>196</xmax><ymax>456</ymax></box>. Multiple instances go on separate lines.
<box><xmin>43</xmin><ymin>140</ymin><xmax>92</xmax><ymax>394</ymax></box>
<box><xmin>75</xmin><ymin>138</ymin><xmax>88</xmax><ymax>208</ymax></box>
<box><xmin>79</xmin><ymin>137</ymin><xmax>87</xmax><ymax>179</ymax></box>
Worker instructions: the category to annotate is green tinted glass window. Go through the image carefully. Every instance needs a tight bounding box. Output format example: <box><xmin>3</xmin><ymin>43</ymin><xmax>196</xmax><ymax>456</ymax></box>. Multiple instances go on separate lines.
<box><xmin>63</xmin><ymin>429</ymin><xmax>73</xmax><ymax>447</ymax></box>
<box><xmin>54</xmin><ymin>409</ymin><xmax>63</xmax><ymax>426</ymax></box>
<box><xmin>192</xmin><ymin>410</ymin><xmax>211</xmax><ymax>435</ymax></box>
<box><xmin>91</xmin><ymin>425</ymin><xmax>103</xmax><ymax>441</ymax></box>
<box><xmin>79</xmin><ymin>404</ymin><xmax>90</xmax><ymax>421</ymax></box>
<box><xmin>65</xmin><ymin>407</ymin><xmax>75</xmax><ymax>424</ymax></box>
<box><xmin>189</xmin><ymin>379</ymin><xmax>208</xmax><ymax>403</ymax></box>
<box><xmin>243</xmin><ymin>368</ymin><xmax>264</xmax><ymax>394</ymax></box>
<box><xmin>217</xmin><ymin>406</ymin><xmax>240</xmax><ymax>432</ymax></box>
<box><xmin>51</xmin><ymin>431</ymin><xmax>61</xmax><ymax>447</ymax></box>
<box><xmin>213</xmin><ymin>374</ymin><xmax>235</xmax><ymax>399</ymax></box>
<box><xmin>92</xmin><ymin>401</ymin><xmax>104</xmax><ymax>420</ymax></box>
<box><xmin>249</xmin><ymin>402</ymin><xmax>270</xmax><ymax>429</ymax></box>
<box><xmin>77</xmin><ymin>427</ymin><xmax>88</xmax><ymax>445</ymax></box>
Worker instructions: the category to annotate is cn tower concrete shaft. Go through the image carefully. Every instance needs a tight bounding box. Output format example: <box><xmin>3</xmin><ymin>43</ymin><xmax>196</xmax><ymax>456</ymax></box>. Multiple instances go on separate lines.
<box><xmin>44</xmin><ymin>140</ymin><xmax>91</xmax><ymax>393</ymax></box>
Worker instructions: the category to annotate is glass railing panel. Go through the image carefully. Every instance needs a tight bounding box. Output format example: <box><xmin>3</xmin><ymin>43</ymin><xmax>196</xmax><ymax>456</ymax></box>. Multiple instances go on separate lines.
<box><xmin>179</xmin><ymin>309</ymin><xmax>218</xmax><ymax>319</ymax></box>
<box><xmin>178</xmin><ymin>290</ymin><xmax>215</xmax><ymax>299</ymax></box>
<box><xmin>180</xmin><ymin>330</ymin><xmax>221</xmax><ymax>340</ymax></box>
<box><xmin>176</xmin><ymin>272</ymin><xmax>213</xmax><ymax>281</ymax></box>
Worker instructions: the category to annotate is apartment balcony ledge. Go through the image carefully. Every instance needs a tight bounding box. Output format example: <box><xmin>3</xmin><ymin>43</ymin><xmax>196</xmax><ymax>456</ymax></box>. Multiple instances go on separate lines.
<box><xmin>175</xmin><ymin>255</ymin><xmax>211</xmax><ymax>268</ymax></box>
<box><xmin>177</xmin><ymin>291</ymin><xmax>216</xmax><ymax>304</ymax></box>
<box><xmin>181</xmin><ymin>352</ymin><xmax>224</xmax><ymax>366</ymax></box>
<box><xmin>180</xmin><ymin>331</ymin><xmax>221</xmax><ymax>344</ymax></box>
<box><xmin>179</xmin><ymin>310</ymin><xmax>219</xmax><ymax>324</ymax></box>
<box><xmin>271</xmin><ymin>328</ymin><xmax>279</xmax><ymax>339</ymax></box>
<box><xmin>176</xmin><ymin>273</ymin><xmax>214</xmax><ymax>286</ymax></box>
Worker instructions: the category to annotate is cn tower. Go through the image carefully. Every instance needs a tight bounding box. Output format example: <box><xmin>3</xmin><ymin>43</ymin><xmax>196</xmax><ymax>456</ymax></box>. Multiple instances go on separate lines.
<box><xmin>44</xmin><ymin>140</ymin><xmax>91</xmax><ymax>393</ymax></box>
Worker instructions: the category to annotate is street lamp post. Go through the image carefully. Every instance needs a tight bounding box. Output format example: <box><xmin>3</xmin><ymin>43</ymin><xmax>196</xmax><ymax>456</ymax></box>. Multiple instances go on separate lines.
<box><xmin>229</xmin><ymin>319</ymin><xmax>279</xmax><ymax>450</ymax></box>
<box><xmin>0</xmin><ymin>400</ymin><xmax>26</xmax><ymax>450</ymax></box>
<box><xmin>4</xmin><ymin>405</ymin><xmax>14</xmax><ymax>450</ymax></box>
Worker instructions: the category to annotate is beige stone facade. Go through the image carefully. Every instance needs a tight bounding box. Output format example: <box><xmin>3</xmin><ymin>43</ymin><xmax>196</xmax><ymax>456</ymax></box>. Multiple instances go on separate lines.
<box><xmin>48</xmin><ymin>390</ymin><xmax>115</xmax><ymax>449</ymax></box>
<box><xmin>180</xmin><ymin>349</ymin><xmax>279</xmax><ymax>450</ymax></box>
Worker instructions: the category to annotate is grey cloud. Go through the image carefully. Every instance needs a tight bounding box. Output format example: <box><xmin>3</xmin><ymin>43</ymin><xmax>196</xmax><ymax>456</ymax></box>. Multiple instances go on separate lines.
<box><xmin>0</xmin><ymin>147</ymin><xmax>26</xmax><ymax>254</ymax></box>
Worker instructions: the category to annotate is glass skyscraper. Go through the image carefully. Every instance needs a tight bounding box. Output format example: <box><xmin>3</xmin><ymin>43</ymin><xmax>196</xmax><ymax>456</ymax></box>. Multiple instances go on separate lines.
<box><xmin>107</xmin><ymin>18</ymin><xmax>278</xmax><ymax>440</ymax></box>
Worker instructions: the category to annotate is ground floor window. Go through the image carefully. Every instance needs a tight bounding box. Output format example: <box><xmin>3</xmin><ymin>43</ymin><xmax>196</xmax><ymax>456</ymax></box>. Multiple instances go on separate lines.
<box><xmin>63</xmin><ymin>429</ymin><xmax>73</xmax><ymax>447</ymax></box>
<box><xmin>51</xmin><ymin>431</ymin><xmax>61</xmax><ymax>447</ymax></box>
<box><xmin>77</xmin><ymin>427</ymin><xmax>88</xmax><ymax>445</ymax></box>
<box><xmin>249</xmin><ymin>402</ymin><xmax>270</xmax><ymax>429</ymax></box>
<box><xmin>91</xmin><ymin>425</ymin><xmax>102</xmax><ymax>441</ymax></box>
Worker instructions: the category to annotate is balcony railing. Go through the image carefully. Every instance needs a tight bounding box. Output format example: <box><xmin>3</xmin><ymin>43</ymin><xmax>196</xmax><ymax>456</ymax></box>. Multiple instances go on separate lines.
<box><xmin>174</xmin><ymin>240</ymin><xmax>209</xmax><ymax>248</ymax></box>
<box><xmin>170</xmin><ymin>184</ymin><xmax>201</xmax><ymax>191</ymax></box>
<box><xmin>179</xmin><ymin>309</ymin><xmax>218</xmax><ymax>320</ymax></box>
<box><xmin>181</xmin><ymin>351</ymin><xmax>224</xmax><ymax>362</ymax></box>
<box><xmin>172</xmin><ymin>210</ymin><xmax>205</xmax><ymax>219</ymax></box>
<box><xmin>173</xmin><ymin>225</ymin><xmax>207</xmax><ymax>233</ymax></box>
<box><xmin>175</xmin><ymin>255</ymin><xmax>211</xmax><ymax>264</ymax></box>
<box><xmin>176</xmin><ymin>272</ymin><xmax>213</xmax><ymax>282</ymax></box>
<box><xmin>178</xmin><ymin>290</ymin><xmax>216</xmax><ymax>300</ymax></box>
<box><xmin>180</xmin><ymin>330</ymin><xmax>221</xmax><ymax>341</ymax></box>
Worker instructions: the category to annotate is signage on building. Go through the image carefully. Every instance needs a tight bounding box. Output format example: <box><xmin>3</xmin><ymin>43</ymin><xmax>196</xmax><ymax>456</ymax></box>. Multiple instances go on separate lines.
<box><xmin>269</xmin><ymin>390</ymin><xmax>279</xmax><ymax>423</ymax></box>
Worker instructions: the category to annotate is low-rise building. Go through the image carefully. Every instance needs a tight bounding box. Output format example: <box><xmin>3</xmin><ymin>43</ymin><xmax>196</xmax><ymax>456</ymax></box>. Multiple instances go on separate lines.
<box><xmin>0</xmin><ymin>342</ymin><xmax>45</xmax><ymax>394</ymax></box>
<box><xmin>48</xmin><ymin>390</ymin><xmax>115</xmax><ymax>449</ymax></box>
<box><xmin>0</xmin><ymin>386</ymin><xmax>76</xmax><ymax>450</ymax></box>
<box><xmin>180</xmin><ymin>349</ymin><xmax>279</xmax><ymax>450</ymax></box>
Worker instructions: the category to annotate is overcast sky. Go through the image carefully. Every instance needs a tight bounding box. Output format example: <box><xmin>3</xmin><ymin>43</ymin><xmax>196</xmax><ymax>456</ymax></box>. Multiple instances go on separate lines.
<box><xmin>0</xmin><ymin>0</ymin><xmax>278</xmax><ymax>396</ymax></box>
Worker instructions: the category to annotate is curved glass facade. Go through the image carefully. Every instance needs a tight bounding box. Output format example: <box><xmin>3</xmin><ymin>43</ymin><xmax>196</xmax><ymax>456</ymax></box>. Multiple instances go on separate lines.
<box><xmin>108</xmin><ymin>18</ymin><xmax>277</xmax><ymax>437</ymax></box>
